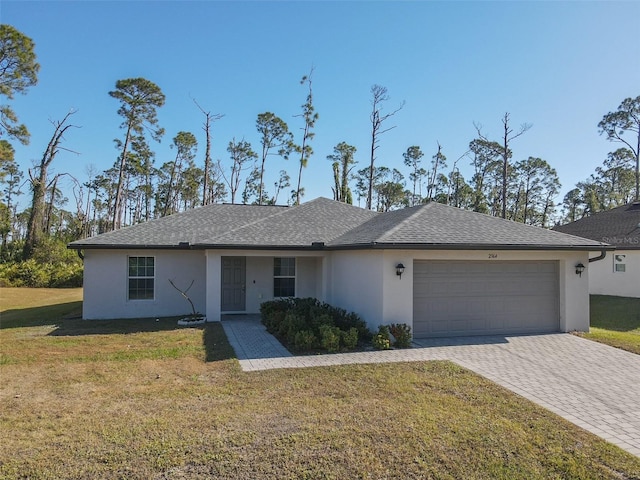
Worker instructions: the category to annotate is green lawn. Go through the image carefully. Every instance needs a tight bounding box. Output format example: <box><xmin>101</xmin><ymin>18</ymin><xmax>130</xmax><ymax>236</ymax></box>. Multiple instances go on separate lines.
<box><xmin>1</xmin><ymin>288</ymin><xmax>640</xmax><ymax>479</ymax></box>
<box><xmin>578</xmin><ymin>295</ymin><xmax>640</xmax><ymax>355</ymax></box>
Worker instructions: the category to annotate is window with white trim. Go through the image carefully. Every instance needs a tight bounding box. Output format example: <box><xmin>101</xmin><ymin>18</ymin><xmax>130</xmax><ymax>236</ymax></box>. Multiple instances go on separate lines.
<box><xmin>614</xmin><ymin>254</ymin><xmax>626</xmax><ymax>273</ymax></box>
<box><xmin>274</xmin><ymin>257</ymin><xmax>295</xmax><ymax>297</ymax></box>
<box><xmin>128</xmin><ymin>256</ymin><xmax>155</xmax><ymax>300</ymax></box>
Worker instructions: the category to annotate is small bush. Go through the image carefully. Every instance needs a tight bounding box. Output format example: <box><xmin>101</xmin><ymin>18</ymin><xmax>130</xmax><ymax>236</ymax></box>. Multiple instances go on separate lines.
<box><xmin>263</xmin><ymin>310</ymin><xmax>285</xmax><ymax>334</ymax></box>
<box><xmin>319</xmin><ymin>325</ymin><xmax>341</xmax><ymax>353</ymax></box>
<box><xmin>372</xmin><ymin>325</ymin><xmax>391</xmax><ymax>350</ymax></box>
<box><xmin>341</xmin><ymin>327</ymin><xmax>359</xmax><ymax>350</ymax></box>
<box><xmin>279</xmin><ymin>313</ymin><xmax>306</xmax><ymax>343</ymax></box>
<box><xmin>389</xmin><ymin>323</ymin><xmax>412</xmax><ymax>348</ymax></box>
<box><xmin>261</xmin><ymin>299</ymin><xmax>292</xmax><ymax>333</ymax></box>
<box><xmin>309</xmin><ymin>313</ymin><xmax>334</xmax><ymax>331</ymax></box>
<box><xmin>294</xmin><ymin>330</ymin><xmax>318</xmax><ymax>352</ymax></box>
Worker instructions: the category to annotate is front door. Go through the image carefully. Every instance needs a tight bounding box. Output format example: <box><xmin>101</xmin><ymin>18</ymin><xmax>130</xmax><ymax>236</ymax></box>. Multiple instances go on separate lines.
<box><xmin>221</xmin><ymin>257</ymin><xmax>246</xmax><ymax>311</ymax></box>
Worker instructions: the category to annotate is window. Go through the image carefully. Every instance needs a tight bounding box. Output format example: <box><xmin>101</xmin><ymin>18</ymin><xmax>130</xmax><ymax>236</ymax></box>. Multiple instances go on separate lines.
<box><xmin>128</xmin><ymin>256</ymin><xmax>155</xmax><ymax>300</ymax></box>
<box><xmin>614</xmin><ymin>254</ymin><xmax>626</xmax><ymax>273</ymax></box>
<box><xmin>274</xmin><ymin>257</ymin><xmax>295</xmax><ymax>297</ymax></box>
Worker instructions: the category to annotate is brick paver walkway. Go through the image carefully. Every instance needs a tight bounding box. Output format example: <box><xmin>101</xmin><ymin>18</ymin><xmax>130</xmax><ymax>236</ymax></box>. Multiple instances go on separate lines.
<box><xmin>221</xmin><ymin>316</ymin><xmax>640</xmax><ymax>457</ymax></box>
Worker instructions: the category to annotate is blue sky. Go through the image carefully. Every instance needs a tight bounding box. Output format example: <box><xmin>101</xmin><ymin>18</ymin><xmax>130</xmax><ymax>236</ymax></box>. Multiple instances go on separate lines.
<box><xmin>2</xmin><ymin>1</ymin><xmax>639</xmax><ymax>212</ymax></box>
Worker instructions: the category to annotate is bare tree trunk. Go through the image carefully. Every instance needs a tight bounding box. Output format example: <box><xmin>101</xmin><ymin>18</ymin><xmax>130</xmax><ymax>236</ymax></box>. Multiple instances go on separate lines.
<box><xmin>112</xmin><ymin>123</ymin><xmax>132</xmax><ymax>230</ymax></box>
<box><xmin>193</xmin><ymin>100</ymin><xmax>223</xmax><ymax>206</ymax></box>
<box><xmin>367</xmin><ymin>85</ymin><xmax>403</xmax><ymax>210</ymax></box>
<box><xmin>23</xmin><ymin>111</ymin><xmax>78</xmax><ymax>259</ymax></box>
<box><xmin>44</xmin><ymin>174</ymin><xmax>60</xmax><ymax>235</ymax></box>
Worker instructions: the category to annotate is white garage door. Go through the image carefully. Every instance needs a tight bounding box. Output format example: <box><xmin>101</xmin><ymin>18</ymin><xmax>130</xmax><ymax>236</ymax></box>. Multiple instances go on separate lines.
<box><xmin>413</xmin><ymin>260</ymin><xmax>559</xmax><ymax>338</ymax></box>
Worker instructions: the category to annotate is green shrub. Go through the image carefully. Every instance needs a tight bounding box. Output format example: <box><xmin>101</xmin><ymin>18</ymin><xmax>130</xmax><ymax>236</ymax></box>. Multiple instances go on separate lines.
<box><xmin>279</xmin><ymin>313</ymin><xmax>306</xmax><ymax>343</ymax></box>
<box><xmin>260</xmin><ymin>299</ymin><xmax>292</xmax><ymax>332</ymax></box>
<box><xmin>341</xmin><ymin>327</ymin><xmax>359</xmax><ymax>350</ymax></box>
<box><xmin>0</xmin><ymin>258</ymin><xmax>83</xmax><ymax>288</ymax></box>
<box><xmin>294</xmin><ymin>330</ymin><xmax>318</xmax><ymax>352</ymax></box>
<box><xmin>309</xmin><ymin>313</ymin><xmax>334</xmax><ymax>331</ymax></box>
<box><xmin>332</xmin><ymin>309</ymin><xmax>370</xmax><ymax>340</ymax></box>
<box><xmin>372</xmin><ymin>325</ymin><xmax>391</xmax><ymax>350</ymax></box>
<box><xmin>260</xmin><ymin>298</ymin><xmax>370</xmax><ymax>354</ymax></box>
<box><xmin>389</xmin><ymin>323</ymin><xmax>412</xmax><ymax>348</ymax></box>
<box><xmin>263</xmin><ymin>310</ymin><xmax>286</xmax><ymax>334</ymax></box>
<box><xmin>319</xmin><ymin>324</ymin><xmax>341</xmax><ymax>353</ymax></box>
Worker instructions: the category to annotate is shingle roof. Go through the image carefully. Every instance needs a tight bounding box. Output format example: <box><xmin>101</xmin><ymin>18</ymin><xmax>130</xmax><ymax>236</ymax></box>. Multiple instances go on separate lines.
<box><xmin>553</xmin><ymin>202</ymin><xmax>640</xmax><ymax>250</ymax></box>
<box><xmin>330</xmin><ymin>202</ymin><xmax>609</xmax><ymax>249</ymax></box>
<box><xmin>69</xmin><ymin>197</ymin><xmax>610</xmax><ymax>251</ymax></box>
<box><xmin>201</xmin><ymin>197</ymin><xmax>378</xmax><ymax>247</ymax></box>
<box><xmin>69</xmin><ymin>198</ymin><xmax>377</xmax><ymax>249</ymax></box>
<box><xmin>68</xmin><ymin>203</ymin><xmax>287</xmax><ymax>247</ymax></box>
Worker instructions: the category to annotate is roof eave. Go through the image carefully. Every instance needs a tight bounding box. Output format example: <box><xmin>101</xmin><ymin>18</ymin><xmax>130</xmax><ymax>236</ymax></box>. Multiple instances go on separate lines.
<box><xmin>68</xmin><ymin>243</ymin><xmax>194</xmax><ymax>250</ymax></box>
<box><xmin>69</xmin><ymin>241</ymin><xmax>614</xmax><ymax>252</ymax></box>
<box><xmin>68</xmin><ymin>242</ymin><xmax>327</xmax><ymax>251</ymax></box>
<box><xmin>326</xmin><ymin>242</ymin><xmax>614</xmax><ymax>251</ymax></box>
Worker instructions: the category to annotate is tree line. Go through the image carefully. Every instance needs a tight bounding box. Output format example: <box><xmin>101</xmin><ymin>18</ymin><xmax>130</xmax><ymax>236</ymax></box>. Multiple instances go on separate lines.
<box><xmin>1</xmin><ymin>24</ymin><xmax>639</xmax><ymax>270</ymax></box>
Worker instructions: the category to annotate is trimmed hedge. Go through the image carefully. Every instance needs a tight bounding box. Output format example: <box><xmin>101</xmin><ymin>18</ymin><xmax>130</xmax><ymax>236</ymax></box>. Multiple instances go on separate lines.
<box><xmin>260</xmin><ymin>297</ymin><xmax>371</xmax><ymax>354</ymax></box>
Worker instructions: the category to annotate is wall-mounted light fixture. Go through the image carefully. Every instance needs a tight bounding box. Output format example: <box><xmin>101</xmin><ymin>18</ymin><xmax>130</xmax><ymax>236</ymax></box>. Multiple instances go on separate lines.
<box><xmin>396</xmin><ymin>263</ymin><xmax>405</xmax><ymax>279</ymax></box>
<box><xmin>575</xmin><ymin>262</ymin><xmax>585</xmax><ymax>277</ymax></box>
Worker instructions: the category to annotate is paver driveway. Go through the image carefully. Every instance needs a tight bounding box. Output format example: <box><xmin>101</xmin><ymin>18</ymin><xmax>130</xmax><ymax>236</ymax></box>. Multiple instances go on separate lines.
<box><xmin>222</xmin><ymin>316</ymin><xmax>640</xmax><ymax>457</ymax></box>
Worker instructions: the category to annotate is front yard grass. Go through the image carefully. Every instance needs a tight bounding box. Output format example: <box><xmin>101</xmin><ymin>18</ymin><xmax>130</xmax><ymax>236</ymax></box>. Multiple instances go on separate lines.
<box><xmin>577</xmin><ymin>295</ymin><xmax>640</xmax><ymax>355</ymax></box>
<box><xmin>1</xmin><ymin>288</ymin><xmax>640</xmax><ymax>479</ymax></box>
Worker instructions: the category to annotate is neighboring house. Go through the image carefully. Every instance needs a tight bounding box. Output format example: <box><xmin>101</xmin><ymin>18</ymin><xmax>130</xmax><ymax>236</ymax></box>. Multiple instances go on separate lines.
<box><xmin>69</xmin><ymin>197</ymin><xmax>610</xmax><ymax>338</ymax></box>
<box><xmin>554</xmin><ymin>202</ymin><xmax>640</xmax><ymax>298</ymax></box>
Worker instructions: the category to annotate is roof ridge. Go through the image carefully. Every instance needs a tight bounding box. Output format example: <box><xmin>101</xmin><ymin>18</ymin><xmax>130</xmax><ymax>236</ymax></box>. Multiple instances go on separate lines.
<box><xmin>375</xmin><ymin>203</ymin><xmax>432</xmax><ymax>242</ymax></box>
<box><xmin>203</xmin><ymin>203</ymin><xmax>294</xmax><ymax>242</ymax></box>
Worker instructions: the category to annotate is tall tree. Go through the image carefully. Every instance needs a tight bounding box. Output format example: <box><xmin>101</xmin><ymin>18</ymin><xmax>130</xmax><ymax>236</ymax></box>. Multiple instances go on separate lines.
<box><xmin>367</xmin><ymin>84</ymin><xmax>404</xmax><ymax>210</ymax></box>
<box><xmin>242</xmin><ymin>166</ymin><xmax>269</xmax><ymax>205</ymax></box>
<box><xmin>598</xmin><ymin>95</ymin><xmax>640</xmax><ymax>201</ymax></box>
<box><xmin>595</xmin><ymin>148</ymin><xmax>636</xmax><ymax>207</ymax></box>
<box><xmin>468</xmin><ymin>138</ymin><xmax>503</xmax><ymax>214</ymax></box>
<box><xmin>0</xmin><ymin>140</ymin><xmax>21</xmax><ymax>256</ymax></box>
<box><xmin>23</xmin><ymin>110</ymin><xmax>78</xmax><ymax>259</ymax></box>
<box><xmin>403</xmin><ymin>145</ymin><xmax>425</xmax><ymax>205</ymax></box>
<box><xmin>223</xmin><ymin>138</ymin><xmax>257</xmax><ymax>204</ymax></box>
<box><xmin>426</xmin><ymin>143</ymin><xmax>447</xmax><ymax>201</ymax></box>
<box><xmin>193</xmin><ymin>99</ymin><xmax>223</xmax><ymax>206</ymax></box>
<box><xmin>561</xmin><ymin>188</ymin><xmax>583</xmax><ymax>223</ymax></box>
<box><xmin>373</xmin><ymin>167</ymin><xmax>408</xmax><ymax>212</ymax></box>
<box><xmin>109</xmin><ymin>78</ymin><xmax>165</xmax><ymax>230</ymax></box>
<box><xmin>271</xmin><ymin>170</ymin><xmax>290</xmax><ymax>205</ymax></box>
<box><xmin>511</xmin><ymin>157</ymin><xmax>560</xmax><ymax>226</ymax></box>
<box><xmin>158</xmin><ymin>131</ymin><xmax>197</xmax><ymax>216</ymax></box>
<box><xmin>327</xmin><ymin>142</ymin><xmax>357</xmax><ymax>204</ymax></box>
<box><xmin>0</xmin><ymin>24</ymin><xmax>39</xmax><ymax>145</ymax></box>
<box><xmin>255</xmin><ymin>112</ymin><xmax>292</xmax><ymax>206</ymax></box>
<box><xmin>293</xmin><ymin>69</ymin><xmax>318</xmax><ymax>205</ymax></box>
<box><xmin>476</xmin><ymin>113</ymin><xmax>531</xmax><ymax>218</ymax></box>
<box><xmin>446</xmin><ymin>168</ymin><xmax>473</xmax><ymax>209</ymax></box>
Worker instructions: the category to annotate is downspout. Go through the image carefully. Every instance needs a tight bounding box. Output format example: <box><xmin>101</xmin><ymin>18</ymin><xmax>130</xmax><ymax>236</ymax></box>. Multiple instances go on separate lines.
<box><xmin>76</xmin><ymin>249</ymin><xmax>84</xmax><ymax>260</ymax></box>
<box><xmin>588</xmin><ymin>250</ymin><xmax>607</xmax><ymax>263</ymax></box>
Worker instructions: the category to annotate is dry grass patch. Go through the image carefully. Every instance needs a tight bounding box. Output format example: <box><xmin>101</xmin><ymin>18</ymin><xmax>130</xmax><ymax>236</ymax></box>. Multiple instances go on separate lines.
<box><xmin>1</xmin><ymin>288</ymin><xmax>640</xmax><ymax>479</ymax></box>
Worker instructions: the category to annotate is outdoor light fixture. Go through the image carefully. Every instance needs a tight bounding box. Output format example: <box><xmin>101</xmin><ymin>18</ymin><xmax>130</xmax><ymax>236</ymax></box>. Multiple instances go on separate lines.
<box><xmin>575</xmin><ymin>262</ymin><xmax>585</xmax><ymax>277</ymax></box>
<box><xmin>396</xmin><ymin>263</ymin><xmax>405</xmax><ymax>279</ymax></box>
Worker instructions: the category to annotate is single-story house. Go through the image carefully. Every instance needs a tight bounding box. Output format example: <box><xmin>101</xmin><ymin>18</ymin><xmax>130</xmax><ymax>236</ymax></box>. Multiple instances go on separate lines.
<box><xmin>68</xmin><ymin>197</ymin><xmax>611</xmax><ymax>337</ymax></box>
<box><xmin>554</xmin><ymin>202</ymin><xmax>640</xmax><ymax>298</ymax></box>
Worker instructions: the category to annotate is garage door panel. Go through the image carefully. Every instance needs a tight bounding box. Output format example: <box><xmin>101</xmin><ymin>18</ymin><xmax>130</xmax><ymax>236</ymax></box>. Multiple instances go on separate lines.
<box><xmin>413</xmin><ymin>260</ymin><xmax>559</xmax><ymax>338</ymax></box>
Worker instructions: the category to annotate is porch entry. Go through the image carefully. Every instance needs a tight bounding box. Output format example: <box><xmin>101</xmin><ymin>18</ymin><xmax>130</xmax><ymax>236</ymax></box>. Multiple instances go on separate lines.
<box><xmin>221</xmin><ymin>256</ymin><xmax>246</xmax><ymax>311</ymax></box>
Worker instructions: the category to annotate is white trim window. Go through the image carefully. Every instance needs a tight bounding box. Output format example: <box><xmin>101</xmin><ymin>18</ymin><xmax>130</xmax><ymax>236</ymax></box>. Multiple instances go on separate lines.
<box><xmin>128</xmin><ymin>256</ymin><xmax>155</xmax><ymax>300</ymax></box>
<box><xmin>274</xmin><ymin>257</ymin><xmax>295</xmax><ymax>297</ymax></box>
<box><xmin>614</xmin><ymin>254</ymin><xmax>626</xmax><ymax>273</ymax></box>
